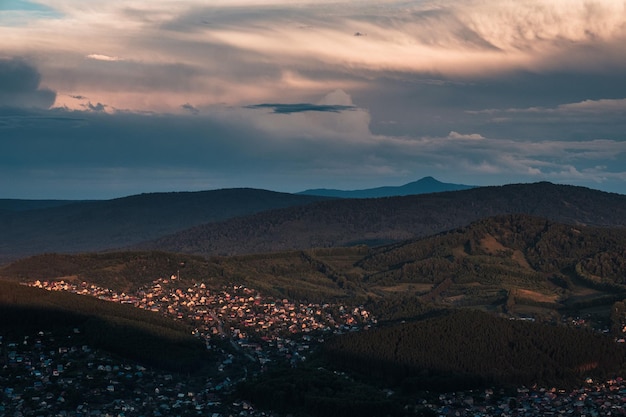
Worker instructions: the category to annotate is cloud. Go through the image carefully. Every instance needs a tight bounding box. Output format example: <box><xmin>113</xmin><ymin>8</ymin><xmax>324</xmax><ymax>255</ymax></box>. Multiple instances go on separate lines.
<box><xmin>86</xmin><ymin>54</ymin><xmax>122</xmax><ymax>62</ymax></box>
<box><xmin>199</xmin><ymin>0</ymin><xmax>626</xmax><ymax>78</ymax></box>
<box><xmin>181</xmin><ymin>103</ymin><xmax>199</xmax><ymax>114</ymax></box>
<box><xmin>5</xmin><ymin>0</ymin><xmax>624</xmax><ymax>114</ymax></box>
<box><xmin>244</xmin><ymin>103</ymin><xmax>356</xmax><ymax>114</ymax></box>
<box><xmin>0</xmin><ymin>58</ymin><xmax>56</xmax><ymax>109</ymax></box>
<box><xmin>447</xmin><ymin>131</ymin><xmax>485</xmax><ymax>140</ymax></box>
<box><xmin>86</xmin><ymin>102</ymin><xmax>106</xmax><ymax>112</ymax></box>
<box><xmin>558</xmin><ymin>98</ymin><xmax>626</xmax><ymax>114</ymax></box>
<box><xmin>472</xmin><ymin>97</ymin><xmax>626</xmax><ymax>115</ymax></box>
<box><xmin>0</xmin><ymin>2</ymin><xmax>625</xmax><ymax>197</ymax></box>
<box><xmin>242</xmin><ymin>90</ymin><xmax>371</xmax><ymax>139</ymax></box>
<box><xmin>0</xmin><ymin>0</ymin><xmax>59</xmax><ymax>14</ymax></box>
<box><xmin>1</xmin><ymin>101</ymin><xmax>625</xmax><ymax>198</ymax></box>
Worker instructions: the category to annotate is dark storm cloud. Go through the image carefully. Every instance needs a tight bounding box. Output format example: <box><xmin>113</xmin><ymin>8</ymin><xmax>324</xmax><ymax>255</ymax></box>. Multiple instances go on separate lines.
<box><xmin>245</xmin><ymin>103</ymin><xmax>356</xmax><ymax>114</ymax></box>
<box><xmin>181</xmin><ymin>103</ymin><xmax>199</xmax><ymax>114</ymax></box>
<box><xmin>0</xmin><ymin>58</ymin><xmax>56</xmax><ymax>109</ymax></box>
<box><xmin>86</xmin><ymin>102</ymin><xmax>106</xmax><ymax>112</ymax></box>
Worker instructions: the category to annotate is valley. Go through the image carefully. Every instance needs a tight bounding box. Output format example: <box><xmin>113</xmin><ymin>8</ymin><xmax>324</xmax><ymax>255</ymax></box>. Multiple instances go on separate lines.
<box><xmin>2</xmin><ymin>182</ymin><xmax>626</xmax><ymax>416</ymax></box>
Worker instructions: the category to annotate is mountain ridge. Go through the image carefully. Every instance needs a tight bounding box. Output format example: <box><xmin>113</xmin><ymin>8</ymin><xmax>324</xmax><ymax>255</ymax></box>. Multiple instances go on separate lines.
<box><xmin>0</xmin><ymin>188</ymin><xmax>332</xmax><ymax>263</ymax></box>
<box><xmin>3</xmin><ymin>181</ymin><xmax>626</xmax><ymax>264</ymax></box>
<box><xmin>136</xmin><ymin>182</ymin><xmax>626</xmax><ymax>258</ymax></box>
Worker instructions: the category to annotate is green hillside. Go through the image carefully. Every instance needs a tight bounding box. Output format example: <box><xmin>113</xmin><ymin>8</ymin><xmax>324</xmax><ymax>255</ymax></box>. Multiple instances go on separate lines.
<box><xmin>3</xmin><ymin>214</ymin><xmax>626</xmax><ymax>324</ymax></box>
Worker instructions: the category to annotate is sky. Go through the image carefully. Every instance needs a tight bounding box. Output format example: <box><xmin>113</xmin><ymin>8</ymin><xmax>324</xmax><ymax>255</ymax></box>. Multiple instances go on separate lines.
<box><xmin>1</xmin><ymin>0</ymin><xmax>626</xmax><ymax>199</ymax></box>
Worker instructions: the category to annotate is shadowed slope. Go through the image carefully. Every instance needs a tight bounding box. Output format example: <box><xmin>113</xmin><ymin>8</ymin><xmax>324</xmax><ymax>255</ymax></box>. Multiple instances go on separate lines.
<box><xmin>139</xmin><ymin>182</ymin><xmax>626</xmax><ymax>257</ymax></box>
<box><xmin>0</xmin><ymin>189</ymin><xmax>332</xmax><ymax>263</ymax></box>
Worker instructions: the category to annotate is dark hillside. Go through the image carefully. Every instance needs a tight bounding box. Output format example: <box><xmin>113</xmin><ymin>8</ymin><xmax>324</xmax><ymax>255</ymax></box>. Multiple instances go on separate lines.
<box><xmin>323</xmin><ymin>309</ymin><xmax>626</xmax><ymax>390</ymax></box>
<box><xmin>0</xmin><ymin>189</ymin><xmax>331</xmax><ymax>263</ymax></box>
<box><xmin>0</xmin><ymin>280</ymin><xmax>210</xmax><ymax>372</ymax></box>
<box><xmin>139</xmin><ymin>182</ymin><xmax>626</xmax><ymax>257</ymax></box>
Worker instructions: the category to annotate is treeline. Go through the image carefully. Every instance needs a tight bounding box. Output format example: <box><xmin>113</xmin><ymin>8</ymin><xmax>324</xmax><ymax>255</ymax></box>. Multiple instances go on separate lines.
<box><xmin>0</xmin><ymin>280</ymin><xmax>211</xmax><ymax>372</ymax></box>
<box><xmin>322</xmin><ymin>309</ymin><xmax>626</xmax><ymax>391</ymax></box>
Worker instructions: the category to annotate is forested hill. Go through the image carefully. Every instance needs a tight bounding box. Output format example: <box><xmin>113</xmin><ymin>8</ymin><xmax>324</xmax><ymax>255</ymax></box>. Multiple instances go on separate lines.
<box><xmin>137</xmin><ymin>182</ymin><xmax>626</xmax><ymax>257</ymax></box>
<box><xmin>0</xmin><ymin>189</ymin><xmax>331</xmax><ymax>263</ymax></box>
<box><xmin>5</xmin><ymin>214</ymin><xmax>626</xmax><ymax>319</ymax></box>
<box><xmin>357</xmin><ymin>214</ymin><xmax>626</xmax><ymax>320</ymax></box>
<box><xmin>323</xmin><ymin>309</ymin><xmax>626</xmax><ymax>390</ymax></box>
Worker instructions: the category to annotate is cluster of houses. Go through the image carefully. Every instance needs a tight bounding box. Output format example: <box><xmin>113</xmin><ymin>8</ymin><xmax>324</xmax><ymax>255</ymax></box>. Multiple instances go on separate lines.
<box><xmin>5</xmin><ymin>327</ymin><xmax>626</xmax><ymax>417</ymax></box>
<box><xmin>0</xmin><ymin>329</ymin><xmax>269</xmax><ymax>417</ymax></box>
<box><xmin>421</xmin><ymin>380</ymin><xmax>626</xmax><ymax>416</ymax></box>
<box><xmin>29</xmin><ymin>277</ymin><xmax>375</xmax><ymax>365</ymax></box>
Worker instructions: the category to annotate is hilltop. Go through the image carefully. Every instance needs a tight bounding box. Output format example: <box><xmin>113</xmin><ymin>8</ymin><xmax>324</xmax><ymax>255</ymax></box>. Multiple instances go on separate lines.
<box><xmin>137</xmin><ymin>182</ymin><xmax>626</xmax><ymax>258</ymax></box>
<box><xmin>3</xmin><ymin>181</ymin><xmax>625</xmax><ymax>265</ymax></box>
<box><xmin>0</xmin><ymin>188</ymin><xmax>331</xmax><ymax>263</ymax></box>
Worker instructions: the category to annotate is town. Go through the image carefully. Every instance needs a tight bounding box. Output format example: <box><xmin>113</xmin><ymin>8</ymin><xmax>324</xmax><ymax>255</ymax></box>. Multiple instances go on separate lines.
<box><xmin>27</xmin><ymin>276</ymin><xmax>375</xmax><ymax>363</ymax></box>
<box><xmin>2</xmin><ymin>275</ymin><xmax>626</xmax><ymax>416</ymax></box>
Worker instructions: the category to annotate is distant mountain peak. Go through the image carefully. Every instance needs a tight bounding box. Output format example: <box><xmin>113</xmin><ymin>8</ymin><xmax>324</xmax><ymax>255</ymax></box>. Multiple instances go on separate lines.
<box><xmin>298</xmin><ymin>176</ymin><xmax>474</xmax><ymax>198</ymax></box>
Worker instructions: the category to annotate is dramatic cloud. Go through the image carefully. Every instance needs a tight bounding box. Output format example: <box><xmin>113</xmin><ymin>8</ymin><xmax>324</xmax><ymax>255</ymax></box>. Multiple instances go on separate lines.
<box><xmin>0</xmin><ymin>0</ymin><xmax>624</xmax><ymax>198</ymax></box>
<box><xmin>0</xmin><ymin>58</ymin><xmax>56</xmax><ymax>109</ymax></box>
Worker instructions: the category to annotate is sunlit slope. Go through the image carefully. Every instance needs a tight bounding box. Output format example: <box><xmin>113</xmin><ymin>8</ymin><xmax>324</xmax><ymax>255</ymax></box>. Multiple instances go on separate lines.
<box><xmin>3</xmin><ymin>213</ymin><xmax>626</xmax><ymax>320</ymax></box>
